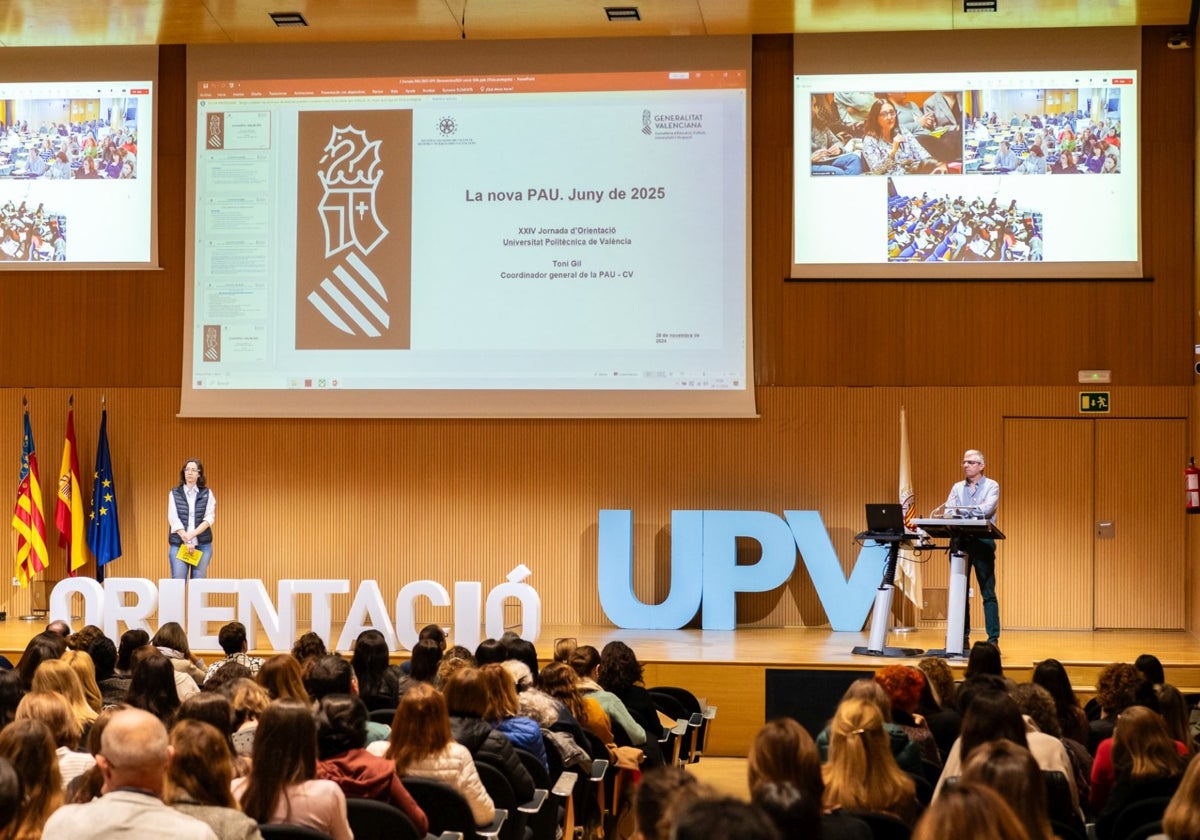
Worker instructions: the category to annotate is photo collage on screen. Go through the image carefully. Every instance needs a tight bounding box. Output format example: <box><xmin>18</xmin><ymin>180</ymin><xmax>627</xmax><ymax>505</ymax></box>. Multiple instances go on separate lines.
<box><xmin>0</xmin><ymin>96</ymin><xmax>141</xmax><ymax>262</ymax></box>
<box><xmin>809</xmin><ymin>86</ymin><xmax>1123</xmax><ymax>263</ymax></box>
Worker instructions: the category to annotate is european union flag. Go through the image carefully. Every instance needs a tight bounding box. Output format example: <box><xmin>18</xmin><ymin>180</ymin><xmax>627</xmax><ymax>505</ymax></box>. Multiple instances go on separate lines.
<box><xmin>86</xmin><ymin>409</ymin><xmax>121</xmax><ymax>582</ymax></box>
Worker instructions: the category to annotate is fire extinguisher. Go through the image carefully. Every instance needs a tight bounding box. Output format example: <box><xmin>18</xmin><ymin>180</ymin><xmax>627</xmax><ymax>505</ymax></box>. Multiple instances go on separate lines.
<box><xmin>1187</xmin><ymin>458</ymin><xmax>1200</xmax><ymax>513</ymax></box>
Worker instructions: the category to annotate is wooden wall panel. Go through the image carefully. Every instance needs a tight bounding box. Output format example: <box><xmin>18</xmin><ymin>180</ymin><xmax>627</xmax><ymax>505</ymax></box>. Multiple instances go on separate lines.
<box><xmin>753</xmin><ymin>29</ymin><xmax>1193</xmax><ymax>388</ymax></box>
<box><xmin>1094</xmin><ymin>419</ymin><xmax>1187</xmax><ymax>628</ymax></box>
<box><xmin>1</xmin><ymin>385</ymin><xmax>1185</xmax><ymax>638</ymax></box>
<box><xmin>1000</xmin><ymin>419</ymin><xmax>1094</xmax><ymax>629</ymax></box>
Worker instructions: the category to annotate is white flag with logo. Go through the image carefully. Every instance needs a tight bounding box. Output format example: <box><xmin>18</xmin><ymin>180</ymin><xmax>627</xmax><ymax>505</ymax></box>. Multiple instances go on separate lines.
<box><xmin>897</xmin><ymin>406</ymin><xmax>922</xmax><ymax>608</ymax></box>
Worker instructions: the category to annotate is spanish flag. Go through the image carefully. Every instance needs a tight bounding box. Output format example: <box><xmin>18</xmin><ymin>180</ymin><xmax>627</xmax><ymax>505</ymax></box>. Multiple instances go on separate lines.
<box><xmin>12</xmin><ymin>410</ymin><xmax>48</xmax><ymax>587</ymax></box>
<box><xmin>55</xmin><ymin>407</ymin><xmax>86</xmax><ymax>575</ymax></box>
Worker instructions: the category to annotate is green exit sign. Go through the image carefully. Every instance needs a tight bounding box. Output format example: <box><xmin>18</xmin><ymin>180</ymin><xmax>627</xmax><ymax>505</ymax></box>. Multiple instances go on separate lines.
<box><xmin>1080</xmin><ymin>392</ymin><xmax>1111</xmax><ymax>413</ymax></box>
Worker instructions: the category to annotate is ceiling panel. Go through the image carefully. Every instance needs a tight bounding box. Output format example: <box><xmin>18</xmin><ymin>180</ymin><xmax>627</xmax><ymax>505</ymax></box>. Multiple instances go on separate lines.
<box><xmin>0</xmin><ymin>0</ymin><xmax>1189</xmax><ymax>47</ymax></box>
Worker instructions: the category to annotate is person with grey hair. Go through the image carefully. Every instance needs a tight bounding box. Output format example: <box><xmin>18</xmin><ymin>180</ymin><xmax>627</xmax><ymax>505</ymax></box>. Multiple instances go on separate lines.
<box><xmin>945</xmin><ymin>449</ymin><xmax>1001</xmax><ymax>650</ymax></box>
<box><xmin>41</xmin><ymin>707</ymin><xmax>217</xmax><ymax>839</ymax></box>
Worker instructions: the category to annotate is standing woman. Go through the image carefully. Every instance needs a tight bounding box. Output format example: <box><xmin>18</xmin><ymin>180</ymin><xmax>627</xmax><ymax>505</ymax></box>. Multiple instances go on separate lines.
<box><xmin>168</xmin><ymin>459</ymin><xmax>215</xmax><ymax>580</ymax></box>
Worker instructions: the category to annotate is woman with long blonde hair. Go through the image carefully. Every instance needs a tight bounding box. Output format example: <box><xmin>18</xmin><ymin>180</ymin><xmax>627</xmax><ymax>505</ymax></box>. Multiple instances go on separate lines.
<box><xmin>60</xmin><ymin>650</ymin><xmax>102</xmax><ymax>714</ymax></box>
<box><xmin>371</xmin><ymin>682</ymin><xmax>495</xmax><ymax>827</ymax></box>
<box><xmin>14</xmin><ymin>692</ymin><xmax>92</xmax><ymax>790</ymax></box>
<box><xmin>822</xmin><ymin>698</ymin><xmax>918</xmax><ymax>825</ymax></box>
<box><xmin>30</xmin><ymin>659</ymin><xmax>97</xmax><ymax>734</ymax></box>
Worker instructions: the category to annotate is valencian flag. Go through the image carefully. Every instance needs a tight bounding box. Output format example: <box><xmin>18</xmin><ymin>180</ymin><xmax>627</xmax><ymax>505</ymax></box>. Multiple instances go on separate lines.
<box><xmin>12</xmin><ymin>410</ymin><xmax>48</xmax><ymax>587</ymax></box>
<box><xmin>55</xmin><ymin>406</ymin><xmax>87</xmax><ymax>576</ymax></box>
<box><xmin>86</xmin><ymin>409</ymin><xmax>121</xmax><ymax>582</ymax></box>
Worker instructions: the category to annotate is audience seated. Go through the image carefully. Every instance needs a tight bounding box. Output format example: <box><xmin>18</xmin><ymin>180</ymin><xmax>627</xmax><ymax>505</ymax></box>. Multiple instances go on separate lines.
<box><xmin>65</xmin><ymin>705</ymin><xmax>120</xmax><ymax>805</ymax></box>
<box><xmin>913</xmin><ymin>782</ymin><xmax>1031</xmax><ymax>840</ymax></box>
<box><xmin>822</xmin><ymin>697</ymin><xmax>919</xmax><ymax>825</ymax></box>
<box><xmin>916</xmin><ymin>658</ymin><xmax>961</xmax><ymax>760</ymax></box>
<box><xmin>1</xmin><ymin>621</ymin><xmax>1195</xmax><ymax>840</ymax></box>
<box><xmin>570</xmin><ymin>644</ymin><xmax>647</xmax><ymax>747</ymax></box>
<box><xmin>1011</xmin><ymin>682</ymin><xmax>1092</xmax><ymax>809</ymax></box>
<box><xmin>0</xmin><ymin>719</ymin><xmax>63</xmax><ymax>838</ymax></box>
<box><xmin>370</xmin><ymin>682</ymin><xmax>495</xmax><ymax>827</ymax></box>
<box><xmin>598</xmin><ymin>641</ymin><xmax>665</xmax><ymax>767</ymax></box>
<box><xmin>537</xmin><ymin>661</ymin><xmax>614</xmax><ymax>751</ymax></box>
<box><xmin>875</xmin><ymin>665</ymin><xmax>941</xmax><ymax>767</ymax></box>
<box><xmin>314</xmin><ymin>693</ymin><xmax>428</xmax><ymax>834</ymax></box>
<box><xmin>399</xmin><ymin>624</ymin><xmax>447</xmax><ymax>676</ymax></box>
<box><xmin>1032</xmin><ymin>658</ymin><xmax>1090</xmax><ymax>746</ymax></box>
<box><xmin>165</xmin><ymin>719</ymin><xmax>263</xmax><ymax>840</ymax></box>
<box><xmin>961</xmin><ymin>740</ymin><xmax>1054</xmax><ymax>840</ymax></box>
<box><xmin>175</xmin><ymin>691</ymin><xmax>250</xmax><ymax>777</ymax></box>
<box><xmin>87</xmin><ymin>636</ymin><xmax>125</xmax><ymax>705</ymax></box>
<box><xmin>206</xmin><ymin>623</ymin><xmax>263</xmax><ymax>683</ymax></box>
<box><xmin>151</xmin><ymin>622</ymin><xmax>209</xmax><ymax>687</ymax></box>
<box><xmin>289</xmin><ymin>631</ymin><xmax>327</xmax><ymax>673</ymax></box>
<box><xmin>125</xmin><ymin>649</ymin><xmax>185</xmax><ymax>725</ymax></box>
<box><xmin>479</xmin><ymin>662</ymin><xmax>550</xmax><ymax>767</ymax></box>
<box><xmin>61</xmin><ymin>649</ymin><xmax>103</xmax><ymax>714</ymax></box>
<box><xmin>16</xmin><ymin>631</ymin><xmax>66</xmax><ymax>690</ymax></box>
<box><xmin>304</xmin><ymin>655</ymin><xmax>389</xmax><ymax>745</ymax></box>
<box><xmin>1090</xmin><ymin>662</ymin><xmax>1145</xmax><ymax>753</ymax></box>
<box><xmin>1155</xmin><ymin>684</ymin><xmax>1193</xmax><ymax>755</ymax></box>
<box><xmin>14</xmin><ymin>691</ymin><xmax>93</xmax><ymax>789</ymax></box>
<box><xmin>30</xmin><ymin>657</ymin><xmax>98</xmax><ymax>738</ymax></box>
<box><xmin>0</xmin><ymin>757</ymin><xmax>19</xmax><ymax>839</ymax></box>
<box><xmin>115</xmin><ymin>629</ymin><xmax>150</xmax><ymax>677</ymax></box>
<box><xmin>234</xmin><ymin>699</ymin><xmax>352</xmax><ymax>840</ymax></box>
<box><xmin>398</xmin><ymin>638</ymin><xmax>444</xmax><ymax>700</ymax></box>
<box><xmin>350</xmin><ymin>629</ymin><xmax>405</xmax><ymax>711</ymax></box>
<box><xmin>43</xmin><ymin>707</ymin><xmax>216</xmax><ymax>839</ymax></box>
<box><xmin>1092</xmin><ymin>706</ymin><xmax>1188</xmax><ymax>840</ymax></box>
<box><xmin>1160</xmin><ymin>751</ymin><xmax>1200</xmax><ymax>840</ymax></box>
<box><xmin>227</xmin><ymin>678</ymin><xmax>269</xmax><ymax>758</ymax></box>
<box><xmin>937</xmin><ymin>682</ymin><xmax>1079</xmax><ymax>813</ymax></box>
<box><xmin>672</xmin><ymin>795</ymin><xmax>783</xmax><ymax>840</ymax></box>
<box><xmin>441</xmin><ymin>667</ymin><xmax>536</xmax><ymax>802</ymax></box>
<box><xmin>256</xmin><ymin>654</ymin><xmax>311</xmax><ymax>704</ymax></box>
<box><xmin>0</xmin><ymin>671</ymin><xmax>23</xmax><ymax>731</ymax></box>
<box><xmin>816</xmin><ymin>678</ymin><xmax>922</xmax><ymax>773</ymax></box>
<box><xmin>749</xmin><ymin>717</ymin><xmax>872</xmax><ymax>840</ymax></box>
<box><xmin>633</xmin><ymin>764</ymin><xmax>713</xmax><ymax>840</ymax></box>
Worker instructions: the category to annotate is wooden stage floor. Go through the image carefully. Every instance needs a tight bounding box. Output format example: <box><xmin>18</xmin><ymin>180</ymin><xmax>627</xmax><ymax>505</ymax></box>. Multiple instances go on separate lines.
<box><xmin>6</xmin><ymin>621</ymin><xmax>1197</xmax><ymax>757</ymax></box>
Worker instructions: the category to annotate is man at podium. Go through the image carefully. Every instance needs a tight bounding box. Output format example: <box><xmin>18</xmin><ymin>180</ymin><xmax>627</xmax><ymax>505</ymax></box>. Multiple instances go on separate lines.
<box><xmin>945</xmin><ymin>449</ymin><xmax>1001</xmax><ymax>649</ymax></box>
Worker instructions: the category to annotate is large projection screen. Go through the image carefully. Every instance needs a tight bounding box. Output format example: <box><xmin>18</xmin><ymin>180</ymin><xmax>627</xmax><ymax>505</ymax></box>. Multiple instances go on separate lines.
<box><xmin>793</xmin><ymin>28</ymin><xmax>1140</xmax><ymax>279</ymax></box>
<box><xmin>184</xmin><ymin>38</ymin><xmax>752</xmax><ymax>418</ymax></box>
<box><xmin>0</xmin><ymin>47</ymin><xmax>157</xmax><ymax>270</ymax></box>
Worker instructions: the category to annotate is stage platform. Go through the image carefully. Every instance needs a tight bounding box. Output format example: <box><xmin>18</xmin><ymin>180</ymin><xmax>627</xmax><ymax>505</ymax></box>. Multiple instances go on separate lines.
<box><xmin>5</xmin><ymin>621</ymin><xmax>1198</xmax><ymax>757</ymax></box>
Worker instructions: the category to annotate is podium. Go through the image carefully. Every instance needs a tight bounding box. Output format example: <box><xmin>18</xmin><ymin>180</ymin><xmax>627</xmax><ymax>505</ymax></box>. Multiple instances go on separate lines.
<box><xmin>850</xmin><ymin>532</ymin><xmax>926</xmax><ymax>658</ymax></box>
<box><xmin>912</xmin><ymin>515</ymin><xmax>1005</xmax><ymax>658</ymax></box>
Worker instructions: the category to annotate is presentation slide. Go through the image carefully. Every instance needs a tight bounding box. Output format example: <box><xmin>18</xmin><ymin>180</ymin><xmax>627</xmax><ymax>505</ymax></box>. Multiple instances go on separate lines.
<box><xmin>791</xmin><ymin>28</ymin><xmax>1141</xmax><ymax>280</ymax></box>
<box><xmin>0</xmin><ymin>48</ymin><xmax>156</xmax><ymax>270</ymax></box>
<box><xmin>184</xmin><ymin>46</ymin><xmax>751</xmax><ymax>417</ymax></box>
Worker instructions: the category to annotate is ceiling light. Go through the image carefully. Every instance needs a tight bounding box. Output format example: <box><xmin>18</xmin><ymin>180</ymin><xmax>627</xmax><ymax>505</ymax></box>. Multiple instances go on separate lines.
<box><xmin>269</xmin><ymin>11</ymin><xmax>309</xmax><ymax>27</ymax></box>
<box><xmin>605</xmin><ymin>7</ymin><xmax>641</xmax><ymax>22</ymax></box>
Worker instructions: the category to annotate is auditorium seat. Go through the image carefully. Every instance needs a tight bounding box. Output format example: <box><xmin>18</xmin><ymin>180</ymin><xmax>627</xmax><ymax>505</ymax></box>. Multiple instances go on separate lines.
<box><xmin>345</xmin><ymin>798</ymin><xmax>421</xmax><ymax>840</ymax></box>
